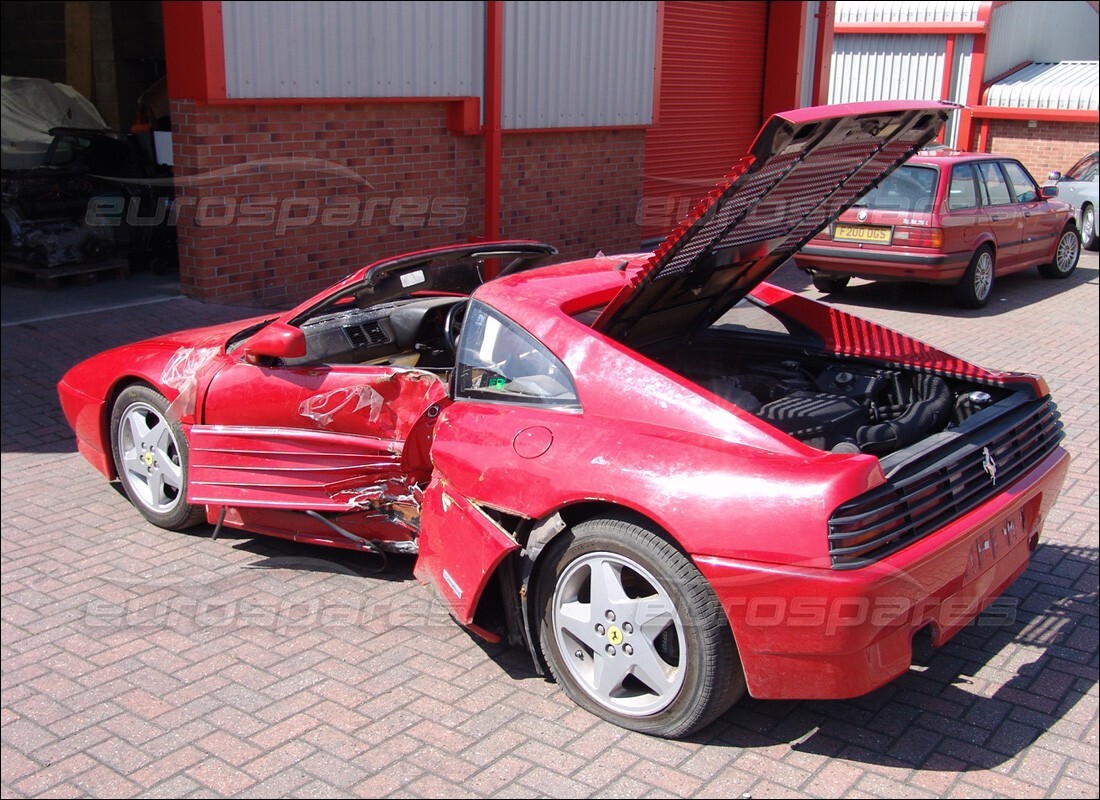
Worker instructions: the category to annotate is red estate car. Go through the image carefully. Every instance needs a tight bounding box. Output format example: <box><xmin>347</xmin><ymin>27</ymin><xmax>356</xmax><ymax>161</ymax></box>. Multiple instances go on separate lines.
<box><xmin>793</xmin><ymin>151</ymin><xmax>1081</xmax><ymax>307</ymax></box>
<box><xmin>58</xmin><ymin>102</ymin><xmax>1070</xmax><ymax>738</ymax></box>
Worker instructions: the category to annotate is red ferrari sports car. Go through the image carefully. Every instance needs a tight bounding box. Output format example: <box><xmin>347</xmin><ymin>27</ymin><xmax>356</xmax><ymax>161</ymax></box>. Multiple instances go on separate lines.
<box><xmin>58</xmin><ymin>101</ymin><xmax>1069</xmax><ymax>737</ymax></box>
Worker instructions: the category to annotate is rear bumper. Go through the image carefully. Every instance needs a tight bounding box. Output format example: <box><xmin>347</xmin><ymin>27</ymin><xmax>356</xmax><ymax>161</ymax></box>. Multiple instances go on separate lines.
<box><xmin>695</xmin><ymin>446</ymin><xmax>1070</xmax><ymax>700</ymax></box>
<box><xmin>794</xmin><ymin>246</ymin><xmax>971</xmax><ymax>284</ymax></box>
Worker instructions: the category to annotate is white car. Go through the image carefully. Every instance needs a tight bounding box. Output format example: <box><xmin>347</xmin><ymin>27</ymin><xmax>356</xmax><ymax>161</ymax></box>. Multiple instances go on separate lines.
<box><xmin>1049</xmin><ymin>152</ymin><xmax>1099</xmax><ymax>250</ymax></box>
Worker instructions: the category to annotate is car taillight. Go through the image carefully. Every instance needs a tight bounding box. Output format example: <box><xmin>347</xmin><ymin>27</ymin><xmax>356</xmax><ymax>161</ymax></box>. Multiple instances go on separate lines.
<box><xmin>893</xmin><ymin>227</ymin><xmax>944</xmax><ymax>248</ymax></box>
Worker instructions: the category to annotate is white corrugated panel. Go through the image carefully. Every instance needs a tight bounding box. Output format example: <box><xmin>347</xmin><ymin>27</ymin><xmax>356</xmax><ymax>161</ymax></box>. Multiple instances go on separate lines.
<box><xmin>829</xmin><ymin>33</ymin><xmax>973</xmax><ymax>147</ymax></box>
<box><xmin>830</xmin><ymin>35</ymin><xmax>948</xmax><ymax>103</ymax></box>
<box><xmin>985</xmin><ymin>61</ymin><xmax>1100</xmax><ymax>110</ymax></box>
<box><xmin>223</xmin><ymin>1</ymin><xmax>484</xmax><ymax>99</ymax></box>
<box><xmin>800</xmin><ymin>1</ymin><xmax>820</xmax><ymax>108</ymax></box>
<box><xmin>502</xmin><ymin>0</ymin><xmax>656</xmax><ymax>128</ymax></box>
<box><xmin>985</xmin><ymin>1</ymin><xmax>1100</xmax><ymax>81</ymax></box>
<box><xmin>835</xmin><ymin>1</ymin><xmax>979</xmax><ymax>24</ymax></box>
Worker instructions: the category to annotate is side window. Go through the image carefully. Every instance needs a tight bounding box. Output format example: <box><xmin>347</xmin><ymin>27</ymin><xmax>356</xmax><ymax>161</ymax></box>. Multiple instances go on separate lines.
<box><xmin>455</xmin><ymin>302</ymin><xmax>580</xmax><ymax>408</ymax></box>
<box><xmin>948</xmin><ymin>163</ymin><xmax>980</xmax><ymax>211</ymax></box>
<box><xmin>1001</xmin><ymin>161</ymin><xmax>1038</xmax><ymax>203</ymax></box>
<box><xmin>1066</xmin><ymin>154</ymin><xmax>1098</xmax><ymax>182</ymax></box>
<box><xmin>977</xmin><ymin>161</ymin><xmax>1013</xmax><ymax>206</ymax></box>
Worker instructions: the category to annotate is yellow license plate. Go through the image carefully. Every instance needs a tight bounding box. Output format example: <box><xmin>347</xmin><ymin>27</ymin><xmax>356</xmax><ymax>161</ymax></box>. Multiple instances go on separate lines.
<box><xmin>833</xmin><ymin>224</ymin><xmax>893</xmax><ymax>244</ymax></box>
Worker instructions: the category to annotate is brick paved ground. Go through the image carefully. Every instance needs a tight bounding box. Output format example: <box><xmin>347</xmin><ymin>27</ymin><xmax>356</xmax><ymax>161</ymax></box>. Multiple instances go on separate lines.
<box><xmin>2</xmin><ymin>254</ymin><xmax>1097</xmax><ymax>798</ymax></box>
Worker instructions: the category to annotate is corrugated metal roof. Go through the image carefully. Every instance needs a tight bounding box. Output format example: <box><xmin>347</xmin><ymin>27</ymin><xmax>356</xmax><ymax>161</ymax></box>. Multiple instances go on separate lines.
<box><xmin>835</xmin><ymin>1</ymin><xmax>980</xmax><ymax>24</ymax></box>
<box><xmin>985</xmin><ymin>61</ymin><xmax>1100</xmax><ymax>110</ymax></box>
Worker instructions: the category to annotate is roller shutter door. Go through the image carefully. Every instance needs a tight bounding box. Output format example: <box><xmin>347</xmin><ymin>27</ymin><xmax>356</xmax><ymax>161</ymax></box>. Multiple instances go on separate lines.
<box><xmin>643</xmin><ymin>1</ymin><xmax>768</xmax><ymax>240</ymax></box>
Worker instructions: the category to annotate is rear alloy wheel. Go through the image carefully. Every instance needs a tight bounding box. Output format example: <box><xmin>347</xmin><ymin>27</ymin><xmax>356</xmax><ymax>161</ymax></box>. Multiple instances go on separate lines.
<box><xmin>110</xmin><ymin>385</ymin><xmax>204</xmax><ymax>530</ymax></box>
<box><xmin>537</xmin><ymin>515</ymin><xmax>744</xmax><ymax>737</ymax></box>
<box><xmin>811</xmin><ymin>274</ymin><xmax>850</xmax><ymax>294</ymax></box>
<box><xmin>1039</xmin><ymin>225</ymin><xmax>1081</xmax><ymax>278</ymax></box>
<box><xmin>955</xmin><ymin>246</ymin><xmax>995</xmax><ymax>309</ymax></box>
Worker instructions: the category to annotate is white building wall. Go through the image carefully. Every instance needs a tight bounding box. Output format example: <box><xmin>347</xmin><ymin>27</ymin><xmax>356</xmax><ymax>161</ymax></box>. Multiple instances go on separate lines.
<box><xmin>829</xmin><ymin>33</ymin><xmax>973</xmax><ymax>145</ymax></box>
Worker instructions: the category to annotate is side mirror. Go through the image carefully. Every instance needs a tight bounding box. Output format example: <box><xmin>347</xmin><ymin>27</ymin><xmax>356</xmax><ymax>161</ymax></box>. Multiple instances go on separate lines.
<box><xmin>1047</xmin><ymin>170</ymin><xmax>1063</xmax><ymax>181</ymax></box>
<box><xmin>1039</xmin><ymin>185</ymin><xmax>1059</xmax><ymax>200</ymax></box>
<box><xmin>240</xmin><ymin>322</ymin><xmax>307</xmax><ymax>363</ymax></box>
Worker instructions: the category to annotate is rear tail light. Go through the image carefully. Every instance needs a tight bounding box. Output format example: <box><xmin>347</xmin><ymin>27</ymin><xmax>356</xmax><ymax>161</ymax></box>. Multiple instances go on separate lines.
<box><xmin>894</xmin><ymin>226</ymin><xmax>944</xmax><ymax>248</ymax></box>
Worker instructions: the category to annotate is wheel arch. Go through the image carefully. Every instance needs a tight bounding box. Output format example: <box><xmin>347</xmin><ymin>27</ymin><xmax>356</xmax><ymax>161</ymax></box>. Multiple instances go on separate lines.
<box><xmin>972</xmin><ymin>235</ymin><xmax>997</xmax><ymax>257</ymax></box>
<box><xmin>99</xmin><ymin>376</ymin><xmax>159</xmax><ymax>480</ymax></box>
<box><xmin>474</xmin><ymin>498</ymin><xmax>731</xmax><ymax>678</ymax></box>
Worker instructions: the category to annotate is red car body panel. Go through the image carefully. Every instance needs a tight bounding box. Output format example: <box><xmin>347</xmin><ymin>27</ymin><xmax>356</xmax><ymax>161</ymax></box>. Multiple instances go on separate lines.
<box><xmin>698</xmin><ymin>447</ymin><xmax>1069</xmax><ymax>699</ymax></box>
<box><xmin>57</xmin><ymin>103</ymin><xmax>1070</xmax><ymax>713</ymax></box>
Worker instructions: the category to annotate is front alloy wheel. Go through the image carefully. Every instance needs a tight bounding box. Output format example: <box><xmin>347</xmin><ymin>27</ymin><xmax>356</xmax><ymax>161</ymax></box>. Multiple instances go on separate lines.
<box><xmin>1081</xmin><ymin>206</ymin><xmax>1097</xmax><ymax>251</ymax></box>
<box><xmin>110</xmin><ymin>385</ymin><xmax>203</xmax><ymax>530</ymax></box>
<box><xmin>537</xmin><ymin>515</ymin><xmax>744</xmax><ymax>737</ymax></box>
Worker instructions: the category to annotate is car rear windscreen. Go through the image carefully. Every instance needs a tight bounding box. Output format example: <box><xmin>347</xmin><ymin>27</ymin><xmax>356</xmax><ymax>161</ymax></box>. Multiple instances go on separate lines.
<box><xmin>852</xmin><ymin>165</ymin><xmax>938</xmax><ymax>214</ymax></box>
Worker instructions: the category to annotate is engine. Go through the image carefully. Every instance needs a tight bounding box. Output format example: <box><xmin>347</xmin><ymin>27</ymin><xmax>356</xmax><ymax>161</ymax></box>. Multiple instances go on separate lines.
<box><xmin>699</xmin><ymin>360</ymin><xmax>990</xmax><ymax>455</ymax></box>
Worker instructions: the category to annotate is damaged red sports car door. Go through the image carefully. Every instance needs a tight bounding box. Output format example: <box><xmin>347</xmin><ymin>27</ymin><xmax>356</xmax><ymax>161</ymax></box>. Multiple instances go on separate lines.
<box><xmin>188</xmin><ymin>362</ymin><xmax>448</xmax><ymax>510</ymax></box>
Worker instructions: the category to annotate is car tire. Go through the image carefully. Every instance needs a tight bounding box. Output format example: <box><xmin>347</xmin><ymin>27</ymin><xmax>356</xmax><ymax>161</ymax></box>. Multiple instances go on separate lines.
<box><xmin>110</xmin><ymin>384</ymin><xmax>204</xmax><ymax>530</ymax></box>
<box><xmin>536</xmin><ymin>514</ymin><xmax>745</xmax><ymax>737</ymax></box>
<box><xmin>1078</xmin><ymin>205</ymin><xmax>1096</xmax><ymax>251</ymax></box>
<box><xmin>955</xmin><ymin>246</ymin><xmax>995</xmax><ymax>309</ymax></box>
<box><xmin>811</xmin><ymin>274</ymin><xmax>850</xmax><ymax>294</ymax></box>
<box><xmin>1038</xmin><ymin>225</ymin><xmax>1081</xmax><ymax>279</ymax></box>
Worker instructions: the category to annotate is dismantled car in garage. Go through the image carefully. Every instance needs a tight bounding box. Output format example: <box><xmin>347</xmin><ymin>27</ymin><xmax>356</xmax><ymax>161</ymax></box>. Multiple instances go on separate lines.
<box><xmin>1</xmin><ymin>126</ymin><xmax>175</xmax><ymax>270</ymax></box>
<box><xmin>58</xmin><ymin>101</ymin><xmax>1069</xmax><ymax>737</ymax></box>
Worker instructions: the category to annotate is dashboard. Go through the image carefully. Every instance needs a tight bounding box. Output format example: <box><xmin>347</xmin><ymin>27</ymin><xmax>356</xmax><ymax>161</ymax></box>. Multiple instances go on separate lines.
<box><xmin>286</xmin><ymin>296</ymin><xmax>463</xmax><ymax>368</ymax></box>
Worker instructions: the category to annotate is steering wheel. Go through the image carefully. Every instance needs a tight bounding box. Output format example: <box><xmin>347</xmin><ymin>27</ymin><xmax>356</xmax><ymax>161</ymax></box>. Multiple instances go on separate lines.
<box><xmin>443</xmin><ymin>299</ymin><xmax>469</xmax><ymax>355</ymax></box>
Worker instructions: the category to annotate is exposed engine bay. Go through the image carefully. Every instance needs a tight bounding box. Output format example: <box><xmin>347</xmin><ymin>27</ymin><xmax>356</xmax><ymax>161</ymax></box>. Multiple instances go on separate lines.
<box><xmin>649</xmin><ymin>337</ymin><xmax>1010</xmax><ymax>459</ymax></box>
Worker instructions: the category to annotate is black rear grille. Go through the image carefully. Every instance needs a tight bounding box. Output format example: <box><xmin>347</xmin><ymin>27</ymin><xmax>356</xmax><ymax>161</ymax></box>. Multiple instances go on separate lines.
<box><xmin>344</xmin><ymin>321</ymin><xmax>388</xmax><ymax>348</ymax></box>
<box><xmin>828</xmin><ymin>398</ymin><xmax>1063</xmax><ymax>569</ymax></box>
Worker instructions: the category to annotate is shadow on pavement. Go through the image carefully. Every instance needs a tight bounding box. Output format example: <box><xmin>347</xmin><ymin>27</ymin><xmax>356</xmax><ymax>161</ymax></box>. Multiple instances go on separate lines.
<box><xmin>772</xmin><ymin>255</ymin><xmax>1098</xmax><ymax>319</ymax></box>
<box><xmin>690</xmin><ymin>541</ymin><xmax>1097</xmax><ymax>772</ymax></box>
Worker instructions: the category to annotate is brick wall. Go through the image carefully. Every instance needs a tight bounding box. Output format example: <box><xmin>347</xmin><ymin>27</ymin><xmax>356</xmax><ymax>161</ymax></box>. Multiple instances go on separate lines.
<box><xmin>171</xmin><ymin>101</ymin><xmax>647</xmax><ymax>306</ymax></box>
<box><xmin>499</xmin><ymin>131</ymin><xmax>646</xmax><ymax>258</ymax></box>
<box><xmin>170</xmin><ymin>100</ymin><xmax>484</xmax><ymax>307</ymax></box>
<box><xmin>970</xmin><ymin>120</ymin><xmax>1100</xmax><ymax>182</ymax></box>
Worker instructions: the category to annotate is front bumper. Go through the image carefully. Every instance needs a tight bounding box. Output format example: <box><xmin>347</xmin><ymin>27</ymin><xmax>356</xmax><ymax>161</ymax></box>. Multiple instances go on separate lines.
<box><xmin>58</xmin><ymin>377</ymin><xmax>113</xmax><ymax>478</ymax></box>
<box><xmin>695</xmin><ymin>447</ymin><xmax>1070</xmax><ymax>700</ymax></box>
